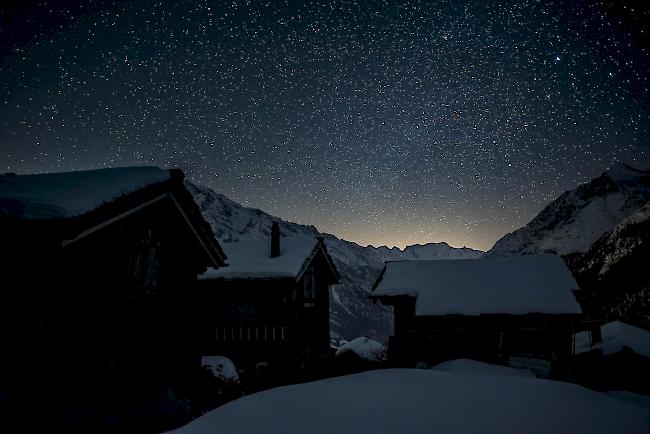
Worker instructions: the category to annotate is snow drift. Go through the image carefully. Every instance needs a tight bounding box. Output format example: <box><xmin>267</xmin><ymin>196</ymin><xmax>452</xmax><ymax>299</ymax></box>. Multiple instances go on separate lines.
<box><xmin>169</xmin><ymin>368</ymin><xmax>649</xmax><ymax>434</ymax></box>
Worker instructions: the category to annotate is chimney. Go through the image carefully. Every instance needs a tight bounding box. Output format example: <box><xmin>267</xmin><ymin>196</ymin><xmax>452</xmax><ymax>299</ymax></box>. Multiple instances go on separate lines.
<box><xmin>271</xmin><ymin>222</ymin><xmax>280</xmax><ymax>258</ymax></box>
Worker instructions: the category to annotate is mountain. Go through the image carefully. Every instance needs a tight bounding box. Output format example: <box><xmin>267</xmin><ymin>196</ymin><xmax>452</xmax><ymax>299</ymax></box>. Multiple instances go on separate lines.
<box><xmin>486</xmin><ymin>163</ymin><xmax>650</xmax><ymax>257</ymax></box>
<box><xmin>372</xmin><ymin>243</ymin><xmax>483</xmax><ymax>261</ymax></box>
<box><xmin>186</xmin><ymin>182</ymin><xmax>483</xmax><ymax>345</ymax></box>
<box><xmin>566</xmin><ymin>200</ymin><xmax>650</xmax><ymax>328</ymax></box>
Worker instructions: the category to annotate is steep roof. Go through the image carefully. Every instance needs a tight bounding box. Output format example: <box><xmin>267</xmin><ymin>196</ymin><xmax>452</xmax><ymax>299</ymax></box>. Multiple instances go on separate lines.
<box><xmin>372</xmin><ymin>254</ymin><xmax>581</xmax><ymax>316</ymax></box>
<box><xmin>575</xmin><ymin>321</ymin><xmax>650</xmax><ymax>358</ymax></box>
<box><xmin>199</xmin><ymin>236</ymin><xmax>338</xmax><ymax>281</ymax></box>
<box><xmin>0</xmin><ymin>166</ymin><xmax>170</xmax><ymax>219</ymax></box>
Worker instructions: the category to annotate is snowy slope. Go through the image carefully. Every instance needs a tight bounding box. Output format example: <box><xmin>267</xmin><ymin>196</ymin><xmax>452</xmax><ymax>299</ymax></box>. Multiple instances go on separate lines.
<box><xmin>487</xmin><ymin>163</ymin><xmax>650</xmax><ymax>256</ymax></box>
<box><xmin>186</xmin><ymin>182</ymin><xmax>483</xmax><ymax>345</ymax></box>
<box><xmin>566</xmin><ymin>200</ymin><xmax>650</xmax><ymax>327</ymax></box>
<box><xmin>572</xmin><ymin>201</ymin><xmax>650</xmax><ymax>277</ymax></box>
<box><xmin>169</xmin><ymin>368</ymin><xmax>649</xmax><ymax>434</ymax></box>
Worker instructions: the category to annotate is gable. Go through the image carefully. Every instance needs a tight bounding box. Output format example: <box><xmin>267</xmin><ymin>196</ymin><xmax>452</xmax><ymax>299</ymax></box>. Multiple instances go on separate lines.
<box><xmin>296</xmin><ymin>241</ymin><xmax>340</xmax><ymax>284</ymax></box>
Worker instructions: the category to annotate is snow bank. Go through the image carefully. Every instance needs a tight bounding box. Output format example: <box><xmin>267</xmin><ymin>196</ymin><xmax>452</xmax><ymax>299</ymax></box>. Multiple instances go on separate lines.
<box><xmin>432</xmin><ymin>359</ymin><xmax>534</xmax><ymax>377</ymax></box>
<box><xmin>607</xmin><ymin>391</ymin><xmax>650</xmax><ymax>409</ymax></box>
<box><xmin>373</xmin><ymin>254</ymin><xmax>581</xmax><ymax>316</ymax></box>
<box><xmin>575</xmin><ymin>321</ymin><xmax>650</xmax><ymax>358</ymax></box>
<box><xmin>0</xmin><ymin>167</ymin><xmax>170</xmax><ymax>219</ymax></box>
<box><xmin>335</xmin><ymin>337</ymin><xmax>385</xmax><ymax>362</ymax></box>
<box><xmin>199</xmin><ymin>237</ymin><xmax>318</xmax><ymax>280</ymax></box>
<box><xmin>169</xmin><ymin>368</ymin><xmax>648</xmax><ymax>434</ymax></box>
<box><xmin>201</xmin><ymin>356</ymin><xmax>239</xmax><ymax>382</ymax></box>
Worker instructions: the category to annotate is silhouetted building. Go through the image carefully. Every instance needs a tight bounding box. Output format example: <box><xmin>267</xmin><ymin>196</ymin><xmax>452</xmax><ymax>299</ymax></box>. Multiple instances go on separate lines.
<box><xmin>197</xmin><ymin>226</ymin><xmax>340</xmax><ymax>391</ymax></box>
<box><xmin>0</xmin><ymin>167</ymin><xmax>226</xmax><ymax>432</ymax></box>
<box><xmin>371</xmin><ymin>254</ymin><xmax>583</xmax><ymax>377</ymax></box>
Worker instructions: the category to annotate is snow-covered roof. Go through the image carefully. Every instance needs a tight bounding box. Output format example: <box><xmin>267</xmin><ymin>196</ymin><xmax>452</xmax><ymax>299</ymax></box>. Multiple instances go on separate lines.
<box><xmin>335</xmin><ymin>337</ymin><xmax>385</xmax><ymax>362</ymax></box>
<box><xmin>199</xmin><ymin>236</ymin><xmax>320</xmax><ymax>280</ymax></box>
<box><xmin>0</xmin><ymin>166</ymin><xmax>170</xmax><ymax>219</ymax></box>
<box><xmin>575</xmin><ymin>321</ymin><xmax>650</xmax><ymax>358</ymax></box>
<box><xmin>169</xmin><ymin>368</ymin><xmax>648</xmax><ymax>434</ymax></box>
<box><xmin>373</xmin><ymin>254</ymin><xmax>582</xmax><ymax>316</ymax></box>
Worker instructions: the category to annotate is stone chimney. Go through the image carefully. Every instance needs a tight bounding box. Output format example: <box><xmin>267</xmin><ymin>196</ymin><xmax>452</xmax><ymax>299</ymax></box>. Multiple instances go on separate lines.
<box><xmin>271</xmin><ymin>222</ymin><xmax>280</xmax><ymax>258</ymax></box>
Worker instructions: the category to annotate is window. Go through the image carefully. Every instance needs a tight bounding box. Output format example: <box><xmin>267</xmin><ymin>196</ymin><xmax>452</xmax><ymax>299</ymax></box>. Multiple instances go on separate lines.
<box><xmin>303</xmin><ymin>267</ymin><xmax>316</xmax><ymax>304</ymax></box>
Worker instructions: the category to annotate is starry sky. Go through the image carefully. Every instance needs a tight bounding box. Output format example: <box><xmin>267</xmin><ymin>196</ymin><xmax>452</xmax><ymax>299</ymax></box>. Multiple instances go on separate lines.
<box><xmin>1</xmin><ymin>0</ymin><xmax>649</xmax><ymax>251</ymax></box>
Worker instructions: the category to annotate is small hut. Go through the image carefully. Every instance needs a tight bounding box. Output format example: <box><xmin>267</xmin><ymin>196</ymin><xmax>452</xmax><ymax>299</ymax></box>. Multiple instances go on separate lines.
<box><xmin>371</xmin><ymin>254</ymin><xmax>583</xmax><ymax>377</ymax></box>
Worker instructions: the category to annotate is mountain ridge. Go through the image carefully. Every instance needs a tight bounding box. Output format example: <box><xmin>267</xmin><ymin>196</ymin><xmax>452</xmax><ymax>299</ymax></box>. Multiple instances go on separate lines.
<box><xmin>487</xmin><ymin>163</ymin><xmax>650</xmax><ymax>257</ymax></box>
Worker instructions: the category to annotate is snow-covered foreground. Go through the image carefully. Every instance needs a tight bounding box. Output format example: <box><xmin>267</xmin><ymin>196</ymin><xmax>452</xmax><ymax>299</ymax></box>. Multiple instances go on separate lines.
<box><xmin>169</xmin><ymin>368</ymin><xmax>649</xmax><ymax>434</ymax></box>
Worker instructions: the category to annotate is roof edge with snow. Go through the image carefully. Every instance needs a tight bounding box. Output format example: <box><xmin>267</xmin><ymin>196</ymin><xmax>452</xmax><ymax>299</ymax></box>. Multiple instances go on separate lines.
<box><xmin>371</xmin><ymin>254</ymin><xmax>582</xmax><ymax>316</ymax></box>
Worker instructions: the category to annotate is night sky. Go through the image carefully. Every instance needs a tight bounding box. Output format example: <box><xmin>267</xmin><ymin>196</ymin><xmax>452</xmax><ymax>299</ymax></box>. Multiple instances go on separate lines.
<box><xmin>1</xmin><ymin>0</ymin><xmax>648</xmax><ymax>251</ymax></box>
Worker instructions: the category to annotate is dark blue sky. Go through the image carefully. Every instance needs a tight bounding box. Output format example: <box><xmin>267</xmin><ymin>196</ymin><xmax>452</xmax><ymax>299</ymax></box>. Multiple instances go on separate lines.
<box><xmin>1</xmin><ymin>0</ymin><xmax>648</xmax><ymax>250</ymax></box>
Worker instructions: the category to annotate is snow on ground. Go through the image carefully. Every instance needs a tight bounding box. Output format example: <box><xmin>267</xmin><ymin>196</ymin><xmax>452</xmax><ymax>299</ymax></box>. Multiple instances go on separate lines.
<box><xmin>201</xmin><ymin>356</ymin><xmax>239</xmax><ymax>382</ymax></box>
<box><xmin>373</xmin><ymin>254</ymin><xmax>581</xmax><ymax>316</ymax></box>
<box><xmin>335</xmin><ymin>337</ymin><xmax>385</xmax><ymax>362</ymax></box>
<box><xmin>575</xmin><ymin>321</ymin><xmax>650</xmax><ymax>358</ymax></box>
<box><xmin>0</xmin><ymin>166</ymin><xmax>170</xmax><ymax>219</ymax></box>
<box><xmin>168</xmin><ymin>368</ymin><xmax>648</xmax><ymax>434</ymax></box>
<box><xmin>199</xmin><ymin>237</ymin><xmax>318</xmax><ymax>280</ymax></box>
<box><xmin>608</xmin><ymin>391</ymin><xmax>650</xmax><ymax>410</ymax></box>
<box><xmin>432</xmin><ymin>359</ymin><xmax>534</xmax><ymax>377</ymax></box>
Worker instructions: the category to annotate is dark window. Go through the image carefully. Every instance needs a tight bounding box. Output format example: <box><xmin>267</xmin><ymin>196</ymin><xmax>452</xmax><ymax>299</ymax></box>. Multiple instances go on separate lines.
<box><xmin>303</xmin><ymin>267</ymin><xmax>316</xmax><ymax>302</ymax></box>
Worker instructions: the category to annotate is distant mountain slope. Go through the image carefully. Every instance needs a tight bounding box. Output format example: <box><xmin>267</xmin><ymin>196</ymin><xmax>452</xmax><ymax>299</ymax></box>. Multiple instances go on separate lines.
<box><xmin>486</xmin><ymin>163</ymin><xmax>650</xmax><ymax>257</ymax></box>
<box><xmin>566</xmin><ymin>200</ymin><xmax>650</xmax><ymax>328</ymax></box>
<box><xmin>186</xmin><ymin>182</ymin><xmax>483</xmax><ymax>345</ymax></box>
<box><xmin>372</xmin><ymin>243</ymin><xmax>482</xmax><ymax>261</ymax></box>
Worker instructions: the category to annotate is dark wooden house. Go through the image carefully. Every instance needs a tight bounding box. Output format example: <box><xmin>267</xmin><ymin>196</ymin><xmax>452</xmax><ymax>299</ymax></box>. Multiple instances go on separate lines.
<box><xmin>371</xmin><ymin>254</ymin><xmax>583</xmax><ymax>377</ymax></box>
<box><xmin>574</xmin><ymin>321</ymin><xmax>650</xmax><ymax>394</ymax></box>
<box><xmin>0</xmin><ymin>167</ymin><xmax>226</xmax><ymax>432</ymax></box>
<box><xmin>197</xmin><ymin>223</ymin><xmax>340</xmax><ymax>391</ymax></box>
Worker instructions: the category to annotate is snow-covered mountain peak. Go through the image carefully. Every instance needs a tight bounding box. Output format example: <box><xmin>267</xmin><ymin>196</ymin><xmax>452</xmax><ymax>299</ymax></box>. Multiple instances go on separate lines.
<box><xmin>186</xmin><ymin>182</ymin><xmax>319</xmax><ymax>242</ymax></box>
<box><xmin>371</xmin><ymin>242</ymin><xmax>483</xmax><ymax>261</ymax></box>
<box><xmin>603</xmin><ymin>162</ymin><xmax>650</xmax><ymax>184</ymax></box>
<box><xmin>486</xmin><ymin>163</ymin><xmax>650</xmax><ymax>257</ymax></box>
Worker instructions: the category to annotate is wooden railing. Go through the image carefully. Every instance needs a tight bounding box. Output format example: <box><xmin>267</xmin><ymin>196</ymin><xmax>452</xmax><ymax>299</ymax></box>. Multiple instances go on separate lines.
<box><xmin>215</xmin><ymin>324</ymin><xmax>289</xmax><ymax>343</ymax></box>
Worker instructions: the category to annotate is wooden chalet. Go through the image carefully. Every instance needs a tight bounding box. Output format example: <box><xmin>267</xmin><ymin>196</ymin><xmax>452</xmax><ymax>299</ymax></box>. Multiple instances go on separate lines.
<box><xmin>0</xmin><ymin>167</ymin><xmax>226</xmax><ymax>432</ymax></box>
<box><xmin>371</xmin><ymin>254</ymin><xmax>583</xmax><ymax>377</ymax></box>
<box><xmin>197</xmin><ymin>222</ymin><xmax>340</xmax><ymax>391</ymax></box>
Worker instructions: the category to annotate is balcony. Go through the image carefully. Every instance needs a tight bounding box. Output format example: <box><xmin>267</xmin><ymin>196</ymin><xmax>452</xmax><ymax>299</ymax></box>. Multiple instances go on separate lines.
<box><xmin>215</xmin><ymin>324</ymin><xmax>289</xmax><ymax>343</ymax></box>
